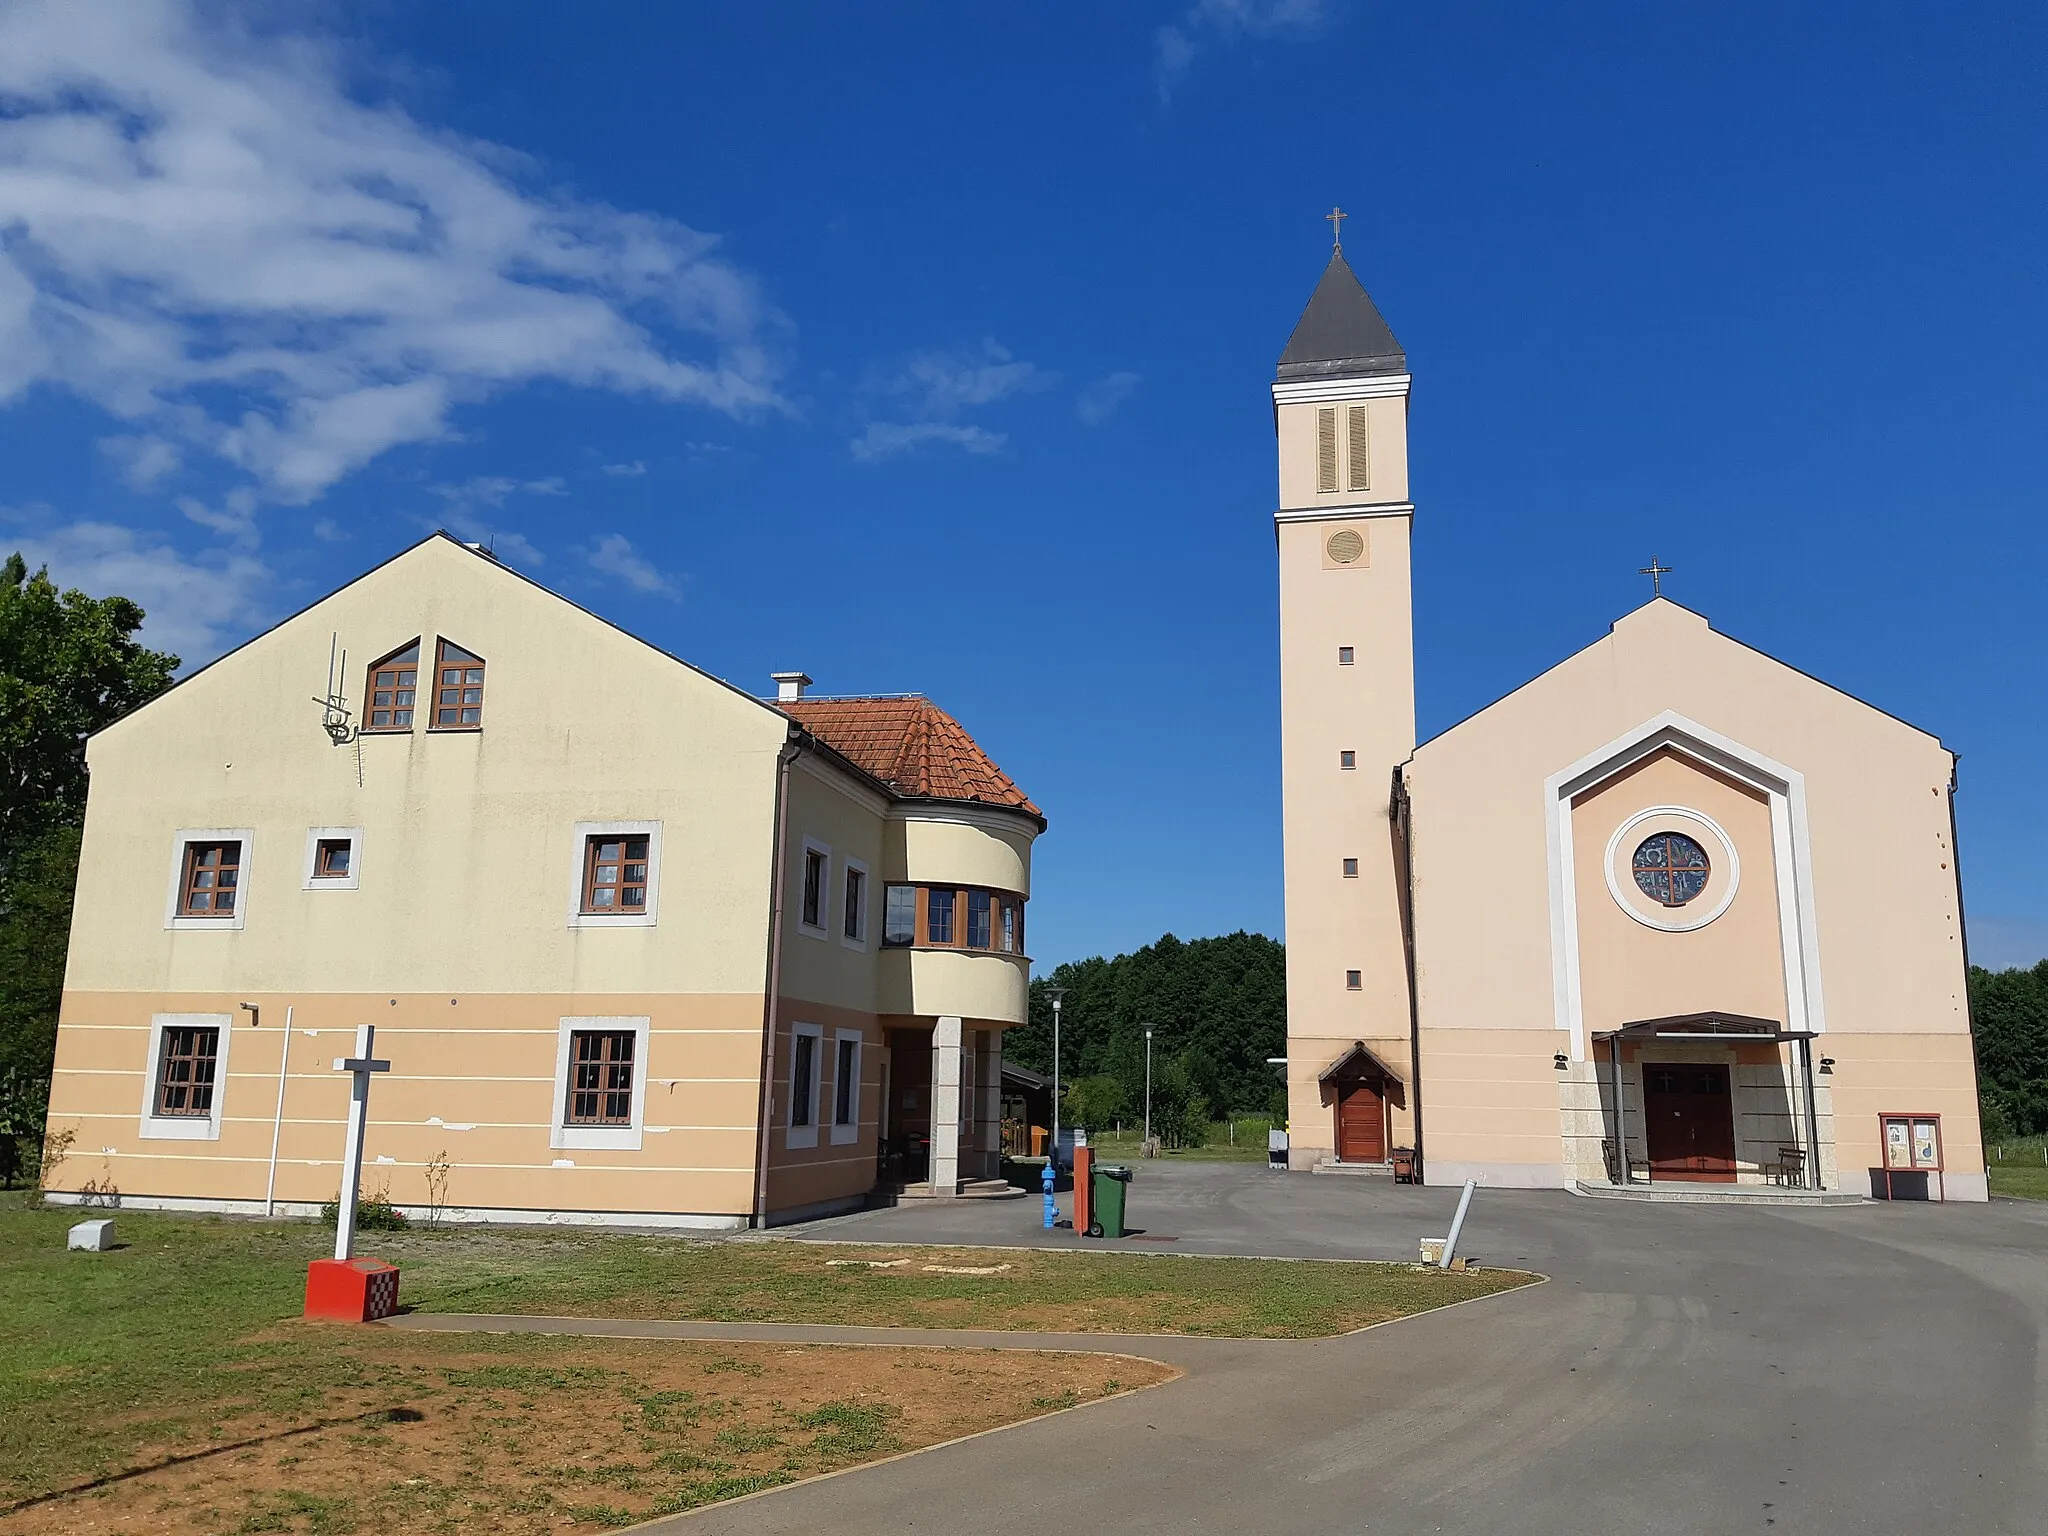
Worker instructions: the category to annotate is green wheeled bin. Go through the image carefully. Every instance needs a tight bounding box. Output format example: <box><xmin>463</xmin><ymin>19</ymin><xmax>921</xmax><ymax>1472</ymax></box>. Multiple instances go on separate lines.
<box><xmin>1087</xmin><ymin>1164</ymin><xmax>1133</xmax><ymax>1238</ymax></box>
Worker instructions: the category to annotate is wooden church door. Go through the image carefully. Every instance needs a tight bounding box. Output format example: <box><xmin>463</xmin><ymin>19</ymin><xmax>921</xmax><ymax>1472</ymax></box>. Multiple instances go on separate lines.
<box><xmin>1642</xmin><ymin>1064</ymin><xmax>1737</xmax><ymax>1182</ymax></box>
<box><xmin>1336</xmin><ymin>1080</ymin><xmax>1386</xmax><ymax>1163</ymax></box>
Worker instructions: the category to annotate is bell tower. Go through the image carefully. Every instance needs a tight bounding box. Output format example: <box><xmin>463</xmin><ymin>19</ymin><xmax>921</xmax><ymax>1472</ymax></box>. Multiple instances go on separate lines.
<box><xmin>1273</xmin><ymin>229</ymin><xmax>1417</xmax><ymax>1169</ymax></box>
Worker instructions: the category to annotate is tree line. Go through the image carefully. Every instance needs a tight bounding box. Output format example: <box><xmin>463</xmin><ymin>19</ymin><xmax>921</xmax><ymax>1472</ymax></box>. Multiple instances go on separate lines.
<box><xmin>1971</xmin><ymin>960</ymin><xmax>2048</xmax><ymax>1138</ymax></box>
<box><xmin>1</xmin><ymin>554</ymin><xmax>179</xmax><ymax>1184</ymax></box>
<box><xmin>1004</xmin><ymin>930</ymin><xmax>1287</xmax><ymax>1147</ymax></box>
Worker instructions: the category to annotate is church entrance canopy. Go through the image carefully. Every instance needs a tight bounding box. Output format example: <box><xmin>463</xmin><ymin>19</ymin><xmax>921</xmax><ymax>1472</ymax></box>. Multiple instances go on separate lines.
<box><xmin>1591</xmin><ymin>1013</ymin><xmax>1824</xmax><ymax>1191</ymax></box>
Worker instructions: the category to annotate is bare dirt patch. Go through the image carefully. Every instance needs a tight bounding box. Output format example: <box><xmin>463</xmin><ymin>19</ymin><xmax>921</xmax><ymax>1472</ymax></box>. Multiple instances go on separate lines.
<box><xmin>9</xmin><ymin>1329</ymin><xmax>1172</xmax><ymax>1535</ymax></box>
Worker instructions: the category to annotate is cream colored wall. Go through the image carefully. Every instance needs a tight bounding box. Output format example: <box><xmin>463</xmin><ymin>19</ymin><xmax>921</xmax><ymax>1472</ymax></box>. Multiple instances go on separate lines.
<box><xmin>1274</xmin><ymin>396</ymin><xmax>1411</xmax><ymax>508</ymax></box>
<box><xmin>1823</xmin><ymin>1030</ymin><xmax>1986</xmax><ymax>1200</ymax></box>
<box><xmin>46</xmin><ymin>990</ymin><xmax>763</xmax><ymax>1220</ymax></box>
<box><xmin>877</xmin><ymin>948</ymin><xmax>1030</xmax><ymax>1025</ymax></box>
<box><xmin>886</xmin><ymin>811</ymin><xmax>1034</xmax><ymax>894</ymax></box>
<box><xmin>762</xmin><ymin>997</ymin><xmax>884</xmax><ymax>1217</ymax></box>
<box><xmin>1276</xmin><ymin>406</ymin><xmax>1417</xmax><ymax>1161</ymax></box>
<box><xmin>66</xmin><ymin>537</ymin><xmax>790</xmax><ymax>998</ymax></box>
<box><xmin>1404</xmin><ymin>599</ymin><xmax>1979</xmax><ymax>1187</ymax></box>
<box><xmin>1416</xmin><ymin>1027</ymin><xmax>1572</xmax><ymax>1188</ymax></box>
<box><xmin>1570</xmin><ymin>750</ymin><xmax>1789</xmax><ymax>1032</ymax></box>
<box><xmin>778</xmin><ymin>761</ymin><xmax>889</xmax><ymax>1017</ymax></box>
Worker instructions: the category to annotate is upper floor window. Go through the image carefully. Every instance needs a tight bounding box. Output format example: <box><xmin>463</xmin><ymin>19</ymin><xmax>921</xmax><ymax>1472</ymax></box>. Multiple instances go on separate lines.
<box><xmin>1001</xmin><ymin>902</ymin><xmax>1016</xmax><ymax>954</ymax></box>
<box><xmin>431</xmin><ymin>640</ymin><xmax>485</xmax><ymax>729</ymax></box>
<box><xmin>312</xmin><ymin>839</ymin><xmax>352</xmax><ymax>880</ymax></box>
<box><xmin>927</xmin><ymin>888</ymin><xmax>957</xmax><ymax>945</ymax></box>
<box><xmin>843</xmin><ymin>863</ymin><xmax>867</xmax><ymax>943</ymax></box>
<box><xmin>883</xmin><ymin>885</ymin><xmax>917</xmax><ymax>947</ymax></box>
<box><xmin>800</xmin><ymin>844</ymin><xmax>828</xmax><ymax>931</ymax></box>
<box><xmin>179</xmin><ymin>840</ymin><xmax>241</xmax><ymax>917</ymax></box>
<box><xmin>153</xmin><ymin>1023</ymin><xmax>220</xmax><ymax>1116</ymax></box>
<box><xmin>967</xmin><ymin>890</ymin><xmax>993</xmax><ymax>949</ymax></box>
<box><xmin>582</xmin><ymin>834</ymin><xmax>650</xmax><ymax>913</ymax></box>
<box><xmin>364</xmin><ymin>641</ymin><xmax>419</xmax><ymax>732</ymax></box>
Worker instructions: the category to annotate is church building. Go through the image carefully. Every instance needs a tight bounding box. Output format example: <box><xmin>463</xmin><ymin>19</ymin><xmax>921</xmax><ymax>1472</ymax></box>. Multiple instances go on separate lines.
<box><xmin>1275</xmin><ymin>239</ymin><xmax>1984</xmax><ymax>1200</ymax></box>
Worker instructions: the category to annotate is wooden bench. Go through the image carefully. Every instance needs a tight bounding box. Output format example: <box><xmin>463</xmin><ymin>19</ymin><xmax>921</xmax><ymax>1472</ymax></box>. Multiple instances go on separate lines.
<box><xmin>1600</xmin><ymin>1138</ymin><xmax>1645</xmax><ymax>1185</ymax></box>
<box><xmin>1764</xmin><ymin>1145</ymin><xmax>1806</xmax><ymax>1186</ymax></box>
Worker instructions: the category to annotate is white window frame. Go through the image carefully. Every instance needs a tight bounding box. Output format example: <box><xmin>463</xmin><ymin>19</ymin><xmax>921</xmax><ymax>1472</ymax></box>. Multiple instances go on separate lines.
<box><xmin>139</xmin><ymin>1012</ymin><xmax>233</xmax><ymax>1140</ymax></box>
<box><xmin>551</xmin><ymin>1015</ymin><xmax>651</xmax><ymax>1150</ymax></box>
<box><xmin>302</xmin><ymin>826</ymin><xmax>364</xmax><ymax>891</ymax></box>
<box><xmin>786</xmin><ymin>1021</ymin><xmax>824</xmax><ymax>1149</ymax></box>
<box><xmin>840</xmin><ymin>857</ymin><xmax>870</xmax><ymax>950</ymax></box>
<box><xmin>830</xmin><ymin>1028</ymin><xmax>863</xmax><ymax>1145</ymax></box>
<box><xmin>567</xmin><ymin>821</ymin><xmax>663</xmax><ymax>929</ymax></box>
<box><xmin>797</xmin><ymin>837</ymin><xmax>831</xmax><ymax>939</ymax></box>
<box><xmin>164</xmin><ymin>828</ymin><xmax>255</xmax><ymax>931</ymax></box>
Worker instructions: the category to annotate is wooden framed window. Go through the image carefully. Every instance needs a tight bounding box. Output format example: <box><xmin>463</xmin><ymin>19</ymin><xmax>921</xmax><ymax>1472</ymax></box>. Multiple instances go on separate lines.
<box><xmin>882</xmin><ymin>885</ymin><xmax>916</xmax><ymax>947</ymax></box>
<box><xmin>431</xmin><ymin>640</ymin><xmax>485</xmax><ymax>729</ymax></box>
<box><xmin>926</xmin><ymin>887</ymin><xmax>957</xmax><ymax>946</ymax></box>
<box><xmin>363</xmin><ymin>641</ymin><xmax>420</xmax><ymax>731</ymax></box>
<box><xmin>581</xmin><ymin>835</ymin><xmax>650</xmax><ymax>913</ymax></box>
<box><xmin>834</xmin><ymin>1036</ymin><xmax>859</xmax><ymax>1127</ymax></box>
<box><xmin>312</xmin><ymin>838</ymin><xmax>352</xmax><ymax>880</ymax></box>
<box><xmin>179</xmin><ymin>840</ymin><xmax>242</xmax><ymax>917</ymax></box>
<box><xmin>800</xmin><ymin>845</ymin><xmax>827</xmax><ymax>930</ymax></box>
<box><xmin>843</xmin><ymin>864</ymin><xmax>867</xmax><ymax>943</ymax></box>
<box><xmin>790</xmin><ymin>1032</ymin><xmax>818</xmax><ymax>1128</ymax></box>
<box><xmin>154</xmin><ymin>1024</ymin><xmax>220</xmax><ymax>1116</ymax></box>
<box><xmin>1000</xmin><ymin>900</ymin><xmax>1016</xmax><ymax>954</ymax></box>
<box><xmin>967</xmin><ymin>890</ymin><xmax>993</xmax><ymax>949</ymax></box>
<box><xmin>565</xmin><ymin>1030</ymin><xmax>635</xmax><ymax>1125</ymax></box>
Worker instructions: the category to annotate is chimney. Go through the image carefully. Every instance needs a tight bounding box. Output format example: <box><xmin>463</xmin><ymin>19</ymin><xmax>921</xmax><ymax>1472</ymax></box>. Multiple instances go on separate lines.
<box><xmin>771</xmin><ymin>671</ymin><xmax>812</xmax><ymax>702</ymax></box>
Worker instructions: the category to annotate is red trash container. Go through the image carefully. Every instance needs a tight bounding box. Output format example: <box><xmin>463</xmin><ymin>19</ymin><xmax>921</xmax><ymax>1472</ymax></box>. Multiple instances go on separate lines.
<box><xmin>304</xmin><ymin>1257</ymin><xmax>401</xmax><ymax>1321</ymax></box>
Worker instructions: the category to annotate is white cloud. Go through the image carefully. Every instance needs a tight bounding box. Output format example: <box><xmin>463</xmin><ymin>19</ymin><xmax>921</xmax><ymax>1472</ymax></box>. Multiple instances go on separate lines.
<box><xmin>432</xmin><ymin>476</ymin><xmax>567</xmax><ymax>509</ymax></box>
<box><xmin>0</xmin><ymin>0</ymin><xmax>792</xmax><ymax>511</ymax></box>
<box><xmin>585</xmin><ymin>533</ymin><xmax>675</xmax><ymax>597</ymax></box>
<box><xmin>849</xmin><ymin>422</ymin><xmax>1008</xmax><ymax>462</ymax></box>
<box><xmin>601</xmin><ymin>460</ymin><xmax>647</xmax><ymax>477</ymax></box>
<box><xmin>1076</xmin><ymin>371</ymin><xmax>1143</xmax><ymax>425</ymax></box>
<box><xmin>175</xmin><ymin>487</ymin><xmax>258</xmax><ymax>545</ymax></box>
<box><xmin>310</xmin><ymin>517</ymin><xmax>347</xmax><ymax>542</ymax></box>
<box><xmin>1155</xmin><ymin>0</ymin><xmax>1327</xmax><ymax>99</ymax></box>
<box><xmin>99</xmin><ymin>433</ymin><xmax>181</xmax><ymax>489</ymax></box>
<box><xmin>880</xmin><ymin>340</ymin><xmax>1055</xmax><ymax>416</ymax></box>
<box><xmin>3</xmin><ymin>516</ymin><xmax>269</xmax><ymax>663</ymax></box>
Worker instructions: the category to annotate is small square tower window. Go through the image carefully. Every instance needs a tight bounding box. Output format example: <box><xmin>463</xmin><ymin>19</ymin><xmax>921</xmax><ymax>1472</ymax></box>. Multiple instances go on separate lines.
<box><xmin>1346</xmin><ymin>970</ymin><xmax>1363</xmax><ymax>991</ymax></box>
<box><xmin>1339</xmin><ymin>750</ymin><xmax>1356</xmax><ymax>770</ymax></box>
<box><xmin>1338</xmin><ymin>646</ymin><xmax>1354</xmax><ymax>666</ymax></box>
<box><xmin>1342</xmin><ymin>858</ymin><xmax>1359</xmax><ymax>878</ymax></box>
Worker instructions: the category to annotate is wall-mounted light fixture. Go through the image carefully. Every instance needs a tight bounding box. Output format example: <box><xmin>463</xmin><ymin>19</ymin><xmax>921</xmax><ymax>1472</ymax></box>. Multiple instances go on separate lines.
<box><xmin>1553</xmin><ymin>1053</ymin><xmax>1570</xmax><ymax>1071</ymax></box>
<box><xmin>1818</xmin><ymin>1057</ymin><xmax>1836</xmax><ymax>1076</ymax></box>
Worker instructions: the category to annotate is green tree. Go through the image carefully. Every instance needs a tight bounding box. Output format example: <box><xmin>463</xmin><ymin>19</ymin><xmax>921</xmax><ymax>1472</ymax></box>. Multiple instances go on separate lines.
<box><xmin>1061</xmin><ymin>1074</ymin><xmax>1128</xmax><ymax>1134</ymax></box>
<box><xmin>1011</xmin><ymin>931</ymin><xmax>1287</xmax><ymax>1143</ymax></box>
<box><xmin>1970</xmin><ymin>960</ymin><xmax>2048</xmax><ymax>1136</ymax></box>
<box><xmin>0</xmin><ymin>553</ymin><xmax>179</xmax><ymax>1180</ymax></box>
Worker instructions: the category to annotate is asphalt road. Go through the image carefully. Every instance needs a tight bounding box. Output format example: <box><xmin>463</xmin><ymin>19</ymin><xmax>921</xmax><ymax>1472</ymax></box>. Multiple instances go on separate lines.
<box><xmin>626</xmin><ymin>1164</ymin><xmax>2048</xmax><ymax>1535</ymax></box>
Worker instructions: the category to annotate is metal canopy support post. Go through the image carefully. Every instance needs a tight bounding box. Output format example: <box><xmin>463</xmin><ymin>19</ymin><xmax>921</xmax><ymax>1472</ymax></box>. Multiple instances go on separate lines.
<box><xmin>1799</xmin><ymin>1035</ymin><xmax>1824</xmax><ymax>1190</ymax></box>
<box><xmin>1608</xmin><ymin>1034</ymin><xmax>1628</xmax><ymax>1186</ymax></box>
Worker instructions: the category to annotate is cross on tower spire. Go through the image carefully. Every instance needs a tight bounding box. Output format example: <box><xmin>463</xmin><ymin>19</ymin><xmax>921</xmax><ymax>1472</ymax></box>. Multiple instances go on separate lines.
<box><xmin>1325</xmin><ymin>205</ymin><xmax>1347</xmax><ymax>252</ymax></box>
<box><xmin>1638</xmin><ymin>555</ymin><xmax>1673</xmax><ymax>598</ymax></box>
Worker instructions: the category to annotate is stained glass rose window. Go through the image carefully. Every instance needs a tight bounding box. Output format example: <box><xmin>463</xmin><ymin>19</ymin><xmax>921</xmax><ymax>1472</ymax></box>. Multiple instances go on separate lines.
<box><xmin>1632</xmin><ymin>832</ymin><xmax>1710</xmax><ymax>907</ymax></box>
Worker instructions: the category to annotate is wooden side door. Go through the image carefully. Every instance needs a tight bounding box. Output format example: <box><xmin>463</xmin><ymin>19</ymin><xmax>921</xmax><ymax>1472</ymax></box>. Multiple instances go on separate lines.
<box><xmin>1642</xmin><ymin>1064</ymin><xmax>1737</xmax><ymax>1182</ymax></box>
<box><xmin>1335</xmin><ymin>1080</ymin><xmax>1386</xmax><ymax>1163</ymax></box>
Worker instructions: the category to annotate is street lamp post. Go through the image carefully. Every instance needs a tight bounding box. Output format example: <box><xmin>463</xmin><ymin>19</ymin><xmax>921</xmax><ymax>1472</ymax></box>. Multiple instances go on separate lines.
<box><xmin>1046</xmin><ymin>987</ymin><xmax>1066</xmax><ymax>1168</ymax></box>
<box><xmin>1144</xmin><ymin>1026</ymin><xmax>1154</xmax><ymax>1151</ymax></box>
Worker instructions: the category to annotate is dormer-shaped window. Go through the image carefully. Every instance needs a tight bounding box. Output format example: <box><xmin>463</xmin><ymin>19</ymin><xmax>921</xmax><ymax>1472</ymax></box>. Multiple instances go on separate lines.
<box><xmin>363</xmin><ymin>641</ymin><xmax>420</xmax><ymax>732</ymax></box>
<box><xmin>432</xmin><ymin>640</ymin><xmax>486</xmax><ymax>729</ymax></box>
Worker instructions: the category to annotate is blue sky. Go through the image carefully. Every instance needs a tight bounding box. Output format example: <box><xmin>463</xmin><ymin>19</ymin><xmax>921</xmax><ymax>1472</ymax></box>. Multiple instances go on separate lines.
<box><xmin>3</xmin><ymin>2</ymin><xmax>2045</xmax><ymax>970</ymax></box>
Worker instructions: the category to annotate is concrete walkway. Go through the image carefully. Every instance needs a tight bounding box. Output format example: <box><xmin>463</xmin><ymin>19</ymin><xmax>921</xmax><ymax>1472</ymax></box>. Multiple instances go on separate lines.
<box><xmin>414</xmin><ymin>1165</ymin><xmax>2048</xmax><ymax>1535</ymax></box>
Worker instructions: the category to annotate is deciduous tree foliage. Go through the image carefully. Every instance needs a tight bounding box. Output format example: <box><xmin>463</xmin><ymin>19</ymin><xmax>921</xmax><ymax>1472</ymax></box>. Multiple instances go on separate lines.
<box><xmin>1</xmin><ymin>553</ymin><xmax>178</xmax><ymax>1175</ymax></box>
<box><xmin>1007</xmin><ymin>932</ymin><xmax>1287</xmax><ymax>1132</ymax></box>
<box><xmin>1970</xmin><ymin>961</ymin><xmax>2048</xmax><ymax>1137</ymax></box>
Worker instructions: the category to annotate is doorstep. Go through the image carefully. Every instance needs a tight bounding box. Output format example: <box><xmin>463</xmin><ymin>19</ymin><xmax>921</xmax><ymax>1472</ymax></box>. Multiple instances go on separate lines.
<box><xmin>1572</xmin><ymin>1180</ymin><xmax>1864</xmax><ymax>1207</ymax></box>
<box><xmin>1312</xmin><ymin>1160</ymin><xmax>1393</xmax><ymax>1177</ymax></box>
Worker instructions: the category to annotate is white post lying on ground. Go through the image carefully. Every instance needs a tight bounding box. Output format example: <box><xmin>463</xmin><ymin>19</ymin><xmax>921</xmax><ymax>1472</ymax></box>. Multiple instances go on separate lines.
<box><xmin>1439</xmin><ymin>1178</ymin><xmax>1477</xmax><ymax>1269</ymax></box>
<box><xmin>331</xmin><ymin>1023</ymin><xmax>391</xmax><ymax>1261</ymax></box>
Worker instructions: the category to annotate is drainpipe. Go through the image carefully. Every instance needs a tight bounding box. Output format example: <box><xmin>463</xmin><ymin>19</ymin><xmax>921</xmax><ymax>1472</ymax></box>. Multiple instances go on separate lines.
<box><xmin>751</xmin><ymin>736</ymin><xmax>802</xmax><ymax>1229</ymax></box>
<box><xmin>1390</xmin><ymin>766</ymin><xmax>1426</xmax><ymax>1181</ymax></box>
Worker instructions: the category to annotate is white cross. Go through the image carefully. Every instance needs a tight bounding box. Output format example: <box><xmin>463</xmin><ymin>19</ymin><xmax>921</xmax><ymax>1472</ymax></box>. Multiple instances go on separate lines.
<box><xmin>330</xmin><ymin>1023</ymin><xmax>391</xmax><ymax>1261</ymax></box>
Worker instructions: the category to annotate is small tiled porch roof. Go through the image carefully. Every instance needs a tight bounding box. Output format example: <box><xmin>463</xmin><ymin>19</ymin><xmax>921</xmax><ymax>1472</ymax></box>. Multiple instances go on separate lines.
<box><xmin>778</xmin><ymin>695</ymin><xmax>1040</xmax><ymax>817</ymax></box>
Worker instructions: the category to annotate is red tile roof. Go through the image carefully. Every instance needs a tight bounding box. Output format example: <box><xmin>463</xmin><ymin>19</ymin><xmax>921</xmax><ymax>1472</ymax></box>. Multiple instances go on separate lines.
<box><xmin>777</xmin><ymin>696</ymin><xmax>1040</xmax><ymax>817</ymax></box>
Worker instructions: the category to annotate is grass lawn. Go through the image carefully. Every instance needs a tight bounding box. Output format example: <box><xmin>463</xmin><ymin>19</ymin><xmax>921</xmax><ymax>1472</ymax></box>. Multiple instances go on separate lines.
<box><xmin>1988</xmin><ymin>1164</ymin><xmax>2048</xmax><ymax>1200</ymax></box>
<box><xmin>2</xmin><ymin>1195</ymin><xmax>1532</xmax><ymax>1530</ymax></box>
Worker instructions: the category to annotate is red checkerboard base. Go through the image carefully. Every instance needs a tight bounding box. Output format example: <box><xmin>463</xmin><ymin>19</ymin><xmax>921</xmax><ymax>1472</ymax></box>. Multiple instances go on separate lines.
<box><xmin>304</xmin><ymin>1257</ymin><xmax>401</xmax><ymax>1322</ymax></box>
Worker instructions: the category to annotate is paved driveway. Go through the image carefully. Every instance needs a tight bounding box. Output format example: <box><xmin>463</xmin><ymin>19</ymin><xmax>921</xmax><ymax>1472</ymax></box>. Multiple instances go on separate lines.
<box><xmin>657</xmin><ymin>1165</ymin><xmax>2048</xmax><ymax>1535</ymax></box>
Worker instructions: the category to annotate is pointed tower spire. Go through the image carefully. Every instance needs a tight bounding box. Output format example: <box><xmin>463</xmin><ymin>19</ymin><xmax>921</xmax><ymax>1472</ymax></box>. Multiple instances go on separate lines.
<box><xmin>1277</xmin><ymin>249</ymin><xmax>1406</xmax><ymax>382</ymax></box>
